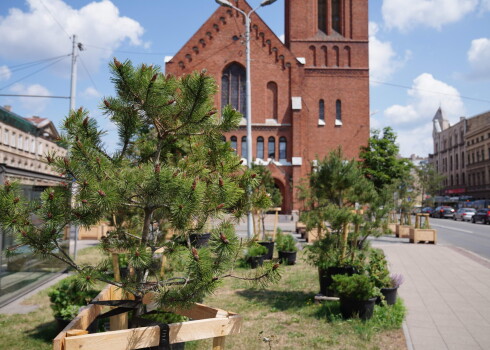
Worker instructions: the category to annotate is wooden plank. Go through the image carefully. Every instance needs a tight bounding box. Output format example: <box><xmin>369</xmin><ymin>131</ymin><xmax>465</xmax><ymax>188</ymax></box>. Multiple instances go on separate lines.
<box><xmin>110</xmin><ymin>285</ymin><xmax>128</xmax><ymax>331</ymax></box>
<box><xmin>213</xmin><ymin>336</ymin><xmax>226</xmax><ymax>350</ymax></box>
<box><xmin>66</xmin><ymin>330</ymin><xmax>89</xmax><ymax>337</ymax></box>
<box><xmin>53</xmin><ymin>284</ymin><xmax>112</xmax><ymax>350</ymax></box>
<box><xmin>112</xmin><ymin>253</ymin><xmax>121</xmax><ymax>282</ymax></box>
<box><xmin>64</xmin><ymin>316</ymin><xmax>243</xmax><ymax>350</ymax></box>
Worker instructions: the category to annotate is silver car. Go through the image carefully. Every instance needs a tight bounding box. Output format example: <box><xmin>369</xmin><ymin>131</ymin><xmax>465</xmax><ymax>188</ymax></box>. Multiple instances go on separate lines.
<box><xmin>453</xmin><ymin>208</ymin><xmax>476</xmax><ymax>222</ymax></box>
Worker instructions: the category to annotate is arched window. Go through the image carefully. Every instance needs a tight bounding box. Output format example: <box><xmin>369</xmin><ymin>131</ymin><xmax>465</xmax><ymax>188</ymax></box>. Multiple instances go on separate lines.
<box><xmin>335</xmin><ymin>100</ymin><xmax>342</xmax><ymax>125</ymax></box>
<box><xmin>241</xmin><ymin>136</ymin><xmax>247</xmax><ymax>158</ymax></box>
<box><xmin>257</xmin><ymin>136</ymin><xmax>264</xmax><ymax>159</ymax></box>
<box><xmin>267</xmin><ymin>82</ymin><xmax>278</xmax><ymax>120</ymax></box>
<box><xmin>230</xmin><ymin>136</ymin><xmax>237</xmax><ymax>152</ymax></box>
<box><xmin>318</xmin><ymin>0</ymin><xmax>327</xmax><ymax>33</ymax></box>
<box><xmin>332</xmin><ymin>0</ymin><xmax>342</xmax><ymax>34</ymax></box>
<box><xmin>321</xmin><ymin>46</ymin><xmax>328</xmax><ymax>66</ymax></box>
<box><xmin>309</xmin><ymin>46</ymin><xmax>317</xmax><ymax>66</ymax></box>
<box><xmin>221</xmin><ymin>63</ymin><xmax>246</xmax><ymax>115</ymax></box>
<box><xmin>344</xmin><ymin>46</ymin><xmax>351</xmax><ymax>67</ymax></box>
<box><xmin>268</xmin><ymin>136</ymin><xmax>276</xmax><ymax>159</ymax></box>
<box><xmin>333</xmin><ymin>46</ymin><xmax>340</xmax><ymax>66</ymax></box>
<box><xmin>319</xmin><ymin>100</ymin><xmax>325</xmax><ymax>123</ymax></box>
<box><xmin>279</xmin><ymin>137</ymin><xmax>287</xmax><ymax>160</ymax></box>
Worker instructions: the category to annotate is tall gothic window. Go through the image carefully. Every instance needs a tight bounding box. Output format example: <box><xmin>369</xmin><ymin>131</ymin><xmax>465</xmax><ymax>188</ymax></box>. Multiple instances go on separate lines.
<box><xmin>221</xmin><ymin>63</ymin><xmax>246</xmax><ymax>115</ymax></box>
<box><xmin>230</xmin><ymin>136</ymin><xmax>237</xmax><ymax>153</ymax></box>
<box><xmin>279</xmin><ymin>137</ymin><xmax>287</xmax><ymax>160</ymax></box>
<box><xmin>335</xmin><ymin>99</ymin><xmax>342</xmax><ymax>126</ymax></box>
<box><xmin>268</xmin><ymin>136</ymin><xmax>276</xmax><ymax>159</ymax></box>
<box><xmin>319</xmin><ymin>100</ymin><xmax>325</xmax><ymax>122</ymax></box>
<box><xmin>257</xmin><ymin>136</ymin><xmax>264</xmax><ymax>159</ymax></box>
<box><xmin>332</xmin><ymin>0</ymin><xmax>342</xmax><ymax>33</ymax></box>
<box><xmin>318</xmin><ymin>0</ymin><xmax>327</xmax><ymax>33</ymax></box>
<box><xmin>241</xmin><ymin>136</ymin><xmax>247</xmax><ymax>158</ymax></box>
<box><xmin>267</xmin><ymin>82</ymin><xmax>278</xmax><ymax>120</ymax></box>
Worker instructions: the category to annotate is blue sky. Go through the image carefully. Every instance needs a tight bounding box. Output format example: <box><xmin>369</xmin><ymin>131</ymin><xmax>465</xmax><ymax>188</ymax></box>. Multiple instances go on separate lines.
<box><xmin>0</xmin><ymin>0</ymin><xmax>489</xmax><ymax>157</ymax></box>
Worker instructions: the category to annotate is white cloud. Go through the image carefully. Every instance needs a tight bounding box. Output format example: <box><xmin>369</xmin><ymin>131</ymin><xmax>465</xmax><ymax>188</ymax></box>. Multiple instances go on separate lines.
<box><xmin>82</xmin><ymin>87</ymin><xmax>100</xmax><ymax>98</ymax></box>
<box><xmin>481</xmin><ymin>0</ymin><xmax>490</xmax><ymax>11</ymax></box>
<box><xmin>0</xmin><ymin>65</ymin><xmax>11</xmax><ymax>81</ymax></box>
<box><xmin>369</xmin><ymin>22</ymin><xmax>411</xmax><ymax>84</ymax></box>
<box><xmin>0</xmin><ymin>0</ymin><xmax>147</xmax><ymax>76</ymax></box>
<box><xmin>467</xmin><ymin>38</ymin><xmax>490</xmax><ymax>79</ymax></box>
<box><xmin>9</xmin><ymin>83</ymin><xmax>51</xmax><ymax>115</ymax></box>
<box><xmin>378</xmin><ymin>73</ymin><xmax>465</xmax><ymax>156</ymax></box>
<box><xmin>382</xmin><ymin>0</ymin><xmax>479</xmax><ymax>31</ymax></box>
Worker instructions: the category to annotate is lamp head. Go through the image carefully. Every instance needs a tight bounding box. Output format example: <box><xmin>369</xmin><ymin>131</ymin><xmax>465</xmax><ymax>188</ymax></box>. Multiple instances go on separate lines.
<box><xmin>261</xmin><ymin>0</ymin><xmax>278</xmax><ymax>6</ymax></box>
<box><xmin>215</xmin><ymin>0</ymin><xmax>233</xmax><ymax>8</ymax></box>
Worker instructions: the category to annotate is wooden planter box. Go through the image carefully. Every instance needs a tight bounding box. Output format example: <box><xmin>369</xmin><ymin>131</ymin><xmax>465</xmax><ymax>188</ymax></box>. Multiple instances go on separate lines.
<box><xmin>305</xmin><ymin>228</ymin><xmax>320</xmax><ymax>243</ymax></box>
<box><xmin>53</xmin><ymin>284</ymin><xmax>242</xmax><ymax>350</ymax></box>
<box><xmin>387</xmin><ymin>223</ymin><xmax>397</xmax><ymax>234</ymax></box>
<box><xmin>295</xmin><ymin>221</ymin><xmax>306</xmax><ymax>237</ymax></box>
<box><xmin>395</xmin><ymin>224</ymin><xmax>411</xmax><ymax>238</ymax></box>
<box><xmin>409</xmin><ymin>228</ymin><xmax>437</xmax><ymax>244</ymax></box>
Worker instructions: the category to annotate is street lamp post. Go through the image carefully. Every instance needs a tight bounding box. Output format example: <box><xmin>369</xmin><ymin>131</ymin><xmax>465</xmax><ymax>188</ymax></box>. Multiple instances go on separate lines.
<box><xmin>215</xmin><ymin>0</ymin><xmax>277</xmax><ymax>239</ymax></box>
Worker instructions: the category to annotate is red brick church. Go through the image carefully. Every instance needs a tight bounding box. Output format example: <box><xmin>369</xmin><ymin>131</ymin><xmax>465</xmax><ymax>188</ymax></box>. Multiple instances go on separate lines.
<box><xmin>166</xmin><ymin>0</ymin><xmax>370</xmax><ymax>213</ymax></box>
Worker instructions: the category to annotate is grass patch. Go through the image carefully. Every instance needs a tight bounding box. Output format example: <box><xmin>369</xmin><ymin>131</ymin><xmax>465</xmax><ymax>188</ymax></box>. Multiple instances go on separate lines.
<box><xmin>0</xmin><ymin>248</ymin><xmax>406</xmax><ymax>350</ymax></box>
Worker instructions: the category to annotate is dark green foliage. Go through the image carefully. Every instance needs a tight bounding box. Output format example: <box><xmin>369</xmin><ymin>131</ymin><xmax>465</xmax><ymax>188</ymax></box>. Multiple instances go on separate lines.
<box><xmin>246</xmin><ymin>244</ymin><xmax>268</xmax><ymax>258</ymax></box>
<box><xmin>332</xmin><ymin>274</ymin><xmax>380</xmax><ymax>301</ymax></box>
<box><xmin>0</xmin><ymin>59</ymin><xmax>278</xmax><ymax>314</ymax></box>
<box><xmin>48</xmin><ymin>276</ymin><xmax>100</xmax><ymax>320</ymax></box>
<box><xmin>359</xmin><ymin>127</ymin><xmax>412</xmax><ymax>192</ymax></box>
<box><xmin>365</xmin><ymin>249</ymin><xmax>391</xmax><ymax>289</ymax></box>
<box><xmin>275</xmin><ymin>233</ymin><xmax>297</xmax><ymax>252</ymax></box>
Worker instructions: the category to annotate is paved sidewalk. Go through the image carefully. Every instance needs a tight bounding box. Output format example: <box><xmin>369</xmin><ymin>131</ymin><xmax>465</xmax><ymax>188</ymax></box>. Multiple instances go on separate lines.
<box><xmin>373</xmin><ymin>237</ymin><xmax>490</xmax><ymax>350</ymax></box>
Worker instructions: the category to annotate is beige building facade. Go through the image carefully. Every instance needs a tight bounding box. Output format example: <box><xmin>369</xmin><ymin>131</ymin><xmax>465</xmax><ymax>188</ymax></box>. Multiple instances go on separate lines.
<box><xmin>431</xmin><ymin>108</ymin><xmax>490</xmax><ymax>199</ymax></box>
<box><xmin>0</xmin><ymin>105</ymin><xmax>66</xmax><ymax>189</ymax></box>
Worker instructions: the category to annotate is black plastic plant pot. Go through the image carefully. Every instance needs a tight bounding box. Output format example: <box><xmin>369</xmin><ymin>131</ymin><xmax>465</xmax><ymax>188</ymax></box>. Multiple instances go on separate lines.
<box><xmin>339</xmin><ymin>297</ymin><xmax>377</xmax><ymax>320</ymax></box>
<box><xmin>248</xmin><ymin>255</ymin><xmax>265</xmax><ymax>269</ymax></box>
<box><xmin>377</xmin><ymin>287</ymin><xmax>398</xmax><ymax>306</ymax></box>
<box><xmin>258</xmin><ymin>241</ymin><xmax>274</xmax><ymax>260</ymax></box>
<box><xmin>278</xmin><ymin>251</ymin><xmax>297</xmax><ymax>265</ymax></box>
<box><xmin>189</xmin><ymin>233</ymin><xmax>211</xmax><ymax>248</ymax></box>
<box><xmin>318</xmin><ymin>266</ymin><xmax>358</xmax><ymax>296</ymax></box>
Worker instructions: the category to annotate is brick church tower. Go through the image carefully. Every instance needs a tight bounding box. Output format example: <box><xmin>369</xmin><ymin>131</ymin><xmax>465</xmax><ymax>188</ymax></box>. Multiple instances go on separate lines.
<box><xmin>166</xmin><ymin>0</ymin><xmax>369</xmax><ymax>214</ymax></box>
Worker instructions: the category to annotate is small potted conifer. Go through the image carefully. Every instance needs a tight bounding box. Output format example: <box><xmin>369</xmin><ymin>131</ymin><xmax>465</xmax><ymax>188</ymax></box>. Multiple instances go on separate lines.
<box><xmin>332</xmin><ymin>273</ymin><xmax>380</xmax><ymax>320</ymax></box>
<box><xmin>275</xmin><ymin>232</ymin><xmax>298</xmax><ymax>265</ymax></box>
<box><xmin>246</xmin><ymin>243</ymin><xmax>268</xmax><ymax>269</ymax></box>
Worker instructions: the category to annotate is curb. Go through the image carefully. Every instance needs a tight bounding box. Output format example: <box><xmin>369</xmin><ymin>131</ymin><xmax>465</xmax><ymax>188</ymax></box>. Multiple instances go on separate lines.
<box><xmin>402</xmin><ymin>320</ymin><xmax>414</xmax><ymax>350</ymax></box>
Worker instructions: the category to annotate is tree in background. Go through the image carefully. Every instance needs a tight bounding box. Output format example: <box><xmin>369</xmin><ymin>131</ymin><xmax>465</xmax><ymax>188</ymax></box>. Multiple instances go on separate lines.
<box><xmin>359</xmin><ymin>127</ymin><xmax>412</xmax><ymax>193</ymax></box>
<box><xmin>0</xmin><ymin>60</ymin><xmax>279</xmax><ymax>318</ymax></box>
<box><xmin>416</xmin><ymin>163</ymin><xmax>446</xmax><ymax>206</ymax></box>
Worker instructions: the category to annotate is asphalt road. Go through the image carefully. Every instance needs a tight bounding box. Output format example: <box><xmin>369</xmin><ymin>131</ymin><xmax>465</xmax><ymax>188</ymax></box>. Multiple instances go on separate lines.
<box><xmin>430</xmin><ymin>216</ymin><xmax>490</xmax><ymax>260</ymax></box>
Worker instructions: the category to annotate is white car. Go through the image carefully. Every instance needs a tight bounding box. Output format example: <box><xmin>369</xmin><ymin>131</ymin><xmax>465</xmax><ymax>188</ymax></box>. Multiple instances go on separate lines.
<box><xmin>453</xmin><ymin>208</ymin><xmax>476</xmax><ymax>222</ymax></box>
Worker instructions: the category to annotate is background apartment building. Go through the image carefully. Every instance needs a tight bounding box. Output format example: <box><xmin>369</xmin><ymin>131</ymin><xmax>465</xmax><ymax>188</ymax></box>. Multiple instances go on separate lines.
<box><xmin>431</xmin><ymin>108</ymin><xmax>490</xmax><ymax>200</ymax></box>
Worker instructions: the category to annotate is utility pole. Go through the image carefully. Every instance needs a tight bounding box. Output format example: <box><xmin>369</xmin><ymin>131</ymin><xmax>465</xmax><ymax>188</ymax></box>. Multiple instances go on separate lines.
<box><xmin>69</xmin><ymin>34</ymin><xmax>79</xmax><ymax>260</ymax></box>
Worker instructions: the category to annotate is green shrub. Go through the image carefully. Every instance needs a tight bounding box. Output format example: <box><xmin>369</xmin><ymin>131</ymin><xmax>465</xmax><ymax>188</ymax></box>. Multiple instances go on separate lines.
<box><xmin>246</xmin><ymin>244</ymin><xmax>268</xmax><ymax>258</ymax></box>
<box><xmin>48</xmin><ymin>276</ymin><xmax>100</xmax><ymax>321</ymax></box>
<box><xmin>365</xmin><ymin>249</ymin><xmax>391</xmax><ymax>289</ymax></box>
<box><xmin>276</xmin><ymin>233</ymin><xmax>298</xmax><ymax>252</ymax></box>
<box><xmin>332</xmin><ymin>274</ymin><xmax>380</xmax><ymax>301</ymax></box>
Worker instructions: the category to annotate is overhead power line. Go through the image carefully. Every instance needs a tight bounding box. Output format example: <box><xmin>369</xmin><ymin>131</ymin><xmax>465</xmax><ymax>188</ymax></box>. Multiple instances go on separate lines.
<box><xmin>38</xmin><ymin>0</ymin><xmax>71</xmax><ymax>40</ymax></box>
<box><xmin>0</xmin><ymin>94</ymin><xmax>69</xmax><ymax>99</ymax></box>
<box><xmin>0</xmin><ymin>54</ymin><xmax>71</xmax><ymax>79</ymax></box>
<box><xmin>0</xmin><ymin>56</ymin><xmax>68</xmax><ymax>91</ymax></box>
<box><xmin>371</xmin><ymin>79</ymin><xmax>490</xmax><ymax>104</ymax></box>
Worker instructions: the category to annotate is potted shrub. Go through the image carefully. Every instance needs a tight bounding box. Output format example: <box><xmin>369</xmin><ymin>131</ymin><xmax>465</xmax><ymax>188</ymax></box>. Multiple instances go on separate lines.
<box><xmin>246</xmin><ymin>244</ymin><xmax>268</xmax><ymax>269</ymax></box>
<box><xmin>332</xmin><ymin>273</ymin><xmax>380</xmax><ymax>320</ymax></box>
<box><xmin>380</xmin><ymin>273</ymin><xmax>404</xmax><ymax>305</ymax></box>
<box><xmin>276</xmin><ymin>232</ymin><xmax>298</xmax><ymax>265</ymax></box>
<box><xmin>48</xmin><ymin>276</ymin><xmax>100</xmax><ymax>332</ymax></box>
<box><xmin>0</xmin><ymin>60</ymin><xmax>281</xmax><ymax>348</ymax></box>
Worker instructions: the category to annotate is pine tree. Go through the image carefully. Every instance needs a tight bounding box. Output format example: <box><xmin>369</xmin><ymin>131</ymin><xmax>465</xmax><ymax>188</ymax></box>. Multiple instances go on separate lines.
<box><xmin>0</xmin><ymin>59</ymin><xmax>279</xmax><ymax>316</ymax></box>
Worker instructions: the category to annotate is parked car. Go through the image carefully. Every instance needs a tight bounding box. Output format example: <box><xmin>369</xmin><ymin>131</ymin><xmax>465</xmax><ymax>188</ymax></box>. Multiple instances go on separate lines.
<box><xmin>421</xmin><ymin>207</ymin><xmax>434</xmax><ymax>215</ymax></box>
<box><xmin>471</xmin><ymin>208</ymin><xmax>490</xmax><ymax>224</ymax></box>
<box><xmin>453</xmin><ymin>208</ymin><xmax>476</xmax><ymax>222</ymax></box>
<box><xmin>431</xmin><ymin>206</ymin><xmax>455</xmax><ymax>219</ymax></box>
